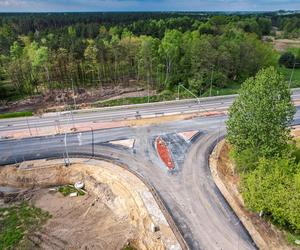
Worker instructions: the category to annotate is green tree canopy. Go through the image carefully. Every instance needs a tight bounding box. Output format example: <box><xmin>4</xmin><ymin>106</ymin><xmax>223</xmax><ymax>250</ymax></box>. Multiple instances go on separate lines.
<box><xmin>226</xmin><ymin>67</ymin><xmax>295</xmax><ymax>158</ymax></box>
<box><xmin>241</xmin><ymin>156</ymin><xmax>300</xmax><ymax>232</ymax></box>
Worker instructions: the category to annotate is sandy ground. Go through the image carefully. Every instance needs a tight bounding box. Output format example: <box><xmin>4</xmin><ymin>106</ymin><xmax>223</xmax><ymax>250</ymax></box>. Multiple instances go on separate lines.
<box><xmin>109</xmin><ymin>139</ymin><xmax>135</xmax><ymax>148</ymax></box>
<box><xmin>292</xmin><ymin>126</ymin><xmax>300</xmax><ymax>137</ymax></box>
<box><xmin>210</xmin><ymin>141</ymin><xmax>297</xmax><ymax>250</ymax></box>
<box><xmin>23</xmin><ymin>188</ymin><xmax>134</xmax><ymax>250</ymax></box>
<box><xmin>0</xmin><ymin>159</ymin><xmax>181</xmax><ymax>250</ymax></box>
<box><xmin>177</xmin><ymin>130</ymin><xmax>199</xmax><ymax>142</ymax></box>
<box><xmin>273</xmin><ymin>39</ymin><xmax>300</xmax><ymax>52</ymax></box>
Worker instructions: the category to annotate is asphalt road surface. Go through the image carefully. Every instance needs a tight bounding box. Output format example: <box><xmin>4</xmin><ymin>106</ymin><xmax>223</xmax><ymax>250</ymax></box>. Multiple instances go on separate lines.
<box><xmin>1</xmin><ymin>88</ymin><xmax>300</xmax><ymax>133</ymax></box>
<box><xmin>0</xmin><ymin>116</ymin><xmax>256</xmax><ymax>250</ymax></box>
<box><xmin>1</xmin><ymin>92</ymin><xmax>300</xmax><ymax>249</ymax></box>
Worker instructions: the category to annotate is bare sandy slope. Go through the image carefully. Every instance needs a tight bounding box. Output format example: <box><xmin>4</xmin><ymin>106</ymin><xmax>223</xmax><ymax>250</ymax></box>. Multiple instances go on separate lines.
<box><xmin>210</xmin><ymin>141</ymin><xmax>297</xmax><ymax>250</ymax></box>
<box><xmin>26</xmin><ymin>189</ymin><xmax>133</xmax><ymax>250</ymax></box>
<box><xmin>0</xmin><ymin>159</ymin><xmax>181</xmax><ymax>250</ymax></box>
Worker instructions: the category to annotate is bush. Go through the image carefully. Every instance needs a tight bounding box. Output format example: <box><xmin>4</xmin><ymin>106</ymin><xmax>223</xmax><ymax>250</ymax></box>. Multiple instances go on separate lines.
<box><xmin>230</xmin><ymin>148</ymin><xmax>258</xmax><ymax>173</ymax></box>
<box><xmin>279</xmin><ymin>52</ymin><xmax>300</xmax><ymax>69</ymax></box>
<box><xmin>241</xmin><ymin>156</ymin><xmax>300</xmax><ymax>233</ymax></box>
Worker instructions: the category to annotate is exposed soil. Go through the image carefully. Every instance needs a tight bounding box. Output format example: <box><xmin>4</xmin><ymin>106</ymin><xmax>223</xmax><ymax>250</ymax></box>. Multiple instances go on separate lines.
<box><xmin>210</xmin><ymin>141</ymin><xmax>297</xmax><ymax>250</ymax></box>
<box><xmin>0</xmin><ymin>159</ymin><xmax>180</xmax><ymax>250</ymax></box>
<box><xmin>0</xmin><ymin>85</ymin><xmax>155</xmax><ymax>114</ymax></box>
<box><xmin>273</xmin><ymin>38</ymin><xmax>300</xmax><ymax>52</ymax></box>
<box><xmin>1</xmin><ymin>188</ymin><xmax>134</xmax><ymax>250</ymax></box>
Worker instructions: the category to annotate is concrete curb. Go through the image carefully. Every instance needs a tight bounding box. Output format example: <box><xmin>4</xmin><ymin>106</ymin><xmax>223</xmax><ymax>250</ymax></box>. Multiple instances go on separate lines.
<box><xmin>209</xmin><ymin>140</ymin><xmax>269</xmax><ymax>250</ymax></box>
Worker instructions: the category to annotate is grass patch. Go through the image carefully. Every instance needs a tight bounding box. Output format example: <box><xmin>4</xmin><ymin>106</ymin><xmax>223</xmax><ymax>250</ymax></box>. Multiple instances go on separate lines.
<box><xmin>201</xmin><ymin>84</ymin><xmax>240</xmax><ymax>97</ymax></box>
<box><xmin>93</xmin><ymin>91</ymin><xmax>175</xmax><ymax>108</ymax></box>
<box><xmin>0</xmin><ymin>202</ymin><xmax>51</xmax><ymax>249</ymax></box>
<box><xmin>287</xmin><ymin>47</ymin><xmax>300</xmax><ymax>56</ymax></box>
<box><xmin>58</xmin><ymin>185</ymin><xmax>85</xmax><ymax>196</ymax></box>
<box><xmin>278</xmin><ymin>66</ymin><xmax>300</xmax><ymax>88</ymax></box>
<box><xmin>0</xmin><ymin>111</ymin><xmax>33</xmax><ymax>119</ymax></box>
<box><xmin>93</xmin><ymin>85</ymin><xmax>241</xmax><ymax>108</ymax></box>
<box><xmin>286</xmin><ymin>232</ymin><xmax>300</xmax><ymax>246</ymax></box>
<box><xmin>122</xmin><ymin>244</ymin><xmax>137</xmax><ymax>250</ymax></box>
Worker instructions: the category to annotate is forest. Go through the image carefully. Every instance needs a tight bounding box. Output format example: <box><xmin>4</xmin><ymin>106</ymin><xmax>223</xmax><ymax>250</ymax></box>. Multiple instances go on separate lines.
<box><xmin>0</xmin><ymin>12</ymin><xmax>300</xmax><ymax>103</ymax></box>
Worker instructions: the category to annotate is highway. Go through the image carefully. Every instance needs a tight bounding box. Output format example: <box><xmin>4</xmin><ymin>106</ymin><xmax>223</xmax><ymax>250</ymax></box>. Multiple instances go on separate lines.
<box><xmin>1</xmin><ymin>88</ymin><xmax>300</xmax><ymax>133</ymax></box>
<box><xmin>1</xmin><ymin>91</ymin><xmax>300</xmax><ymax>249</ymax></box>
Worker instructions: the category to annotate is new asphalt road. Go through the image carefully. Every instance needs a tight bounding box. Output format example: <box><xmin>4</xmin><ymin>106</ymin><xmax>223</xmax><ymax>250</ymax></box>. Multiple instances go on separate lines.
<box><xmin>1</xmin><ymin>92</ymin><xmax>300</xmax><ymax>249</ymax></box>
<box><xmin>1</xmin><ymin>88</ymin><xmax>300</xmax><ymax>133</ymax></box>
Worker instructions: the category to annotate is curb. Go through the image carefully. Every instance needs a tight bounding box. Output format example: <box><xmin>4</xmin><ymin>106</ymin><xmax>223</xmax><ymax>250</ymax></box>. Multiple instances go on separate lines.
<box><xmin>209</xmin><ymin>140</ymin><xmax>269</xmax><ymax>250</ymax></box>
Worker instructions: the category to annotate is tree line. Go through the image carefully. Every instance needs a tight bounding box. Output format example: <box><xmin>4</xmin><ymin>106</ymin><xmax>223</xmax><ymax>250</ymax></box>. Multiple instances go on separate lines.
<box><xmin>0</xmin><ymin>12</ymin><xmax>288</xmax><ymax>101</ymax></box>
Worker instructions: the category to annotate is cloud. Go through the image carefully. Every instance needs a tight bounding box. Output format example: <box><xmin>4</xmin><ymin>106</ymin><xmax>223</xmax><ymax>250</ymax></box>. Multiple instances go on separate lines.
<box><xmin>0</xmin><ymin>0</ymin><xmax>298</xmax><ymax>12</ymax></box>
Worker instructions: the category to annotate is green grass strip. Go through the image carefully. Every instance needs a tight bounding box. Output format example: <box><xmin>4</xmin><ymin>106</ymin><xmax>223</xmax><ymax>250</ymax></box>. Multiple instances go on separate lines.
<box><xmin>0</xmin><ymin>111</ymin><xmax>33</xmax><ymax>119</ymax></box>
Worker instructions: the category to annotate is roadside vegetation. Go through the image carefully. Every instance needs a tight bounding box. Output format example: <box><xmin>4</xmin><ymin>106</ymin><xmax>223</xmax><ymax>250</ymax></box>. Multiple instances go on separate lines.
<box><xmin>0</xmin><ymin>202</ymin><xmax>51</xmax><ymax>249</ymax></box>
<box><xmin>227</xmin><ymin>67</ymin><xmax>300</xmax><ymax>245</ymax></box>
<box><xmin>278</xmin><ymin>48</ymin><xmax>300</xmax><ymax>87</ymax></box>
<box><xmin>1</xmin><ymin>12</ymin><xmax>300</xmax><ymax>111</ymax></box>
<box><xmin>122</xmin><ymin>244</ymin><xmax>137</xmax><ymax>250</ymax></box>
<box><xmin>0</xmin><ymin>12</ymin><xmax>293</xmax><ymax>106</ymax></box>
<box><xmin>58</xmin><ymin>185</ymin><xmax>85</xmax><ymax>196</ymax></box>
<box><xmin>0</xmin><ymin>111</ymin><xmax>33</xmax><ymax>119</ymax></box>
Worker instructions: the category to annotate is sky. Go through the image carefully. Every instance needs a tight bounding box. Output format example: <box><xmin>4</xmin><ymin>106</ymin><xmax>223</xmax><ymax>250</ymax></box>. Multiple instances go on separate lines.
<box><xmin>0</xmin><ymin>0</ymin><xmax>299</xmax><ymax>12</ymax></box>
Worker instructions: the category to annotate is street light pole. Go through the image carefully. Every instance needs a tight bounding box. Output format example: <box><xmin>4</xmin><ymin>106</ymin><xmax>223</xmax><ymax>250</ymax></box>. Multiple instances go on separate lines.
<box><xmin>289</xmin><ymin>62</ymin><xmax>296</xmax><ymax>89</ymax></box>
<box><xmin>71</xmin><ymin>78</ymin><xmax>77</xmax><ymax>109</ymax></box>
<box><xmin>178</xmin><ymin>84</ymin><xmax>200</xmax><ymax>104</ymax></box>
<box><xmin>148</xmin><ymin>81</ymin><xmax>150</xmax><ymax>103</ymax></box>
<box><xmin>64</xmin><ymin>132</ymin><xmax>70</xmax><ymax>166</ymax></box>
<box><xmin>26</xmin><ymin>117</ymin><xmax>32</xmax><ymax>136</ymax></box>
<box><xmin>91</xmin><ymin>127</ymin><xmax>94</xmax><ymax>157</ymax></box>
<box><xmin>209</xmin><ymin>66</ymin><xmax>214</xmax><ymax>97</ymax></box>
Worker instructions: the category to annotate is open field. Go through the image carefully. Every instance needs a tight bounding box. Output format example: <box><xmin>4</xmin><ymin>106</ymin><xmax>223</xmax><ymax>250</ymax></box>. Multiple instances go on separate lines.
<box><xmin>273</xmin><ymin>39</ymin><xmax>300</xmax><ymax>52</ymax></box>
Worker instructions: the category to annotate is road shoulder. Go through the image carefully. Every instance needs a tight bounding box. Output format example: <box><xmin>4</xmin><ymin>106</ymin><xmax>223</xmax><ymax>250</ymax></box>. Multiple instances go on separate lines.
<box><xmin>209</xmin><ymin>140</ymin><xmax>294</xmax><ymax>250</ymax></box>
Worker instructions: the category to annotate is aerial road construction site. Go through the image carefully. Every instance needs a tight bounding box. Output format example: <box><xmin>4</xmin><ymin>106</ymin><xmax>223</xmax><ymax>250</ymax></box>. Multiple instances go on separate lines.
<box><xmin>1</xmin><ymin>90</ymin><xmax>300</xmax><ymax>250</ymax></box>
